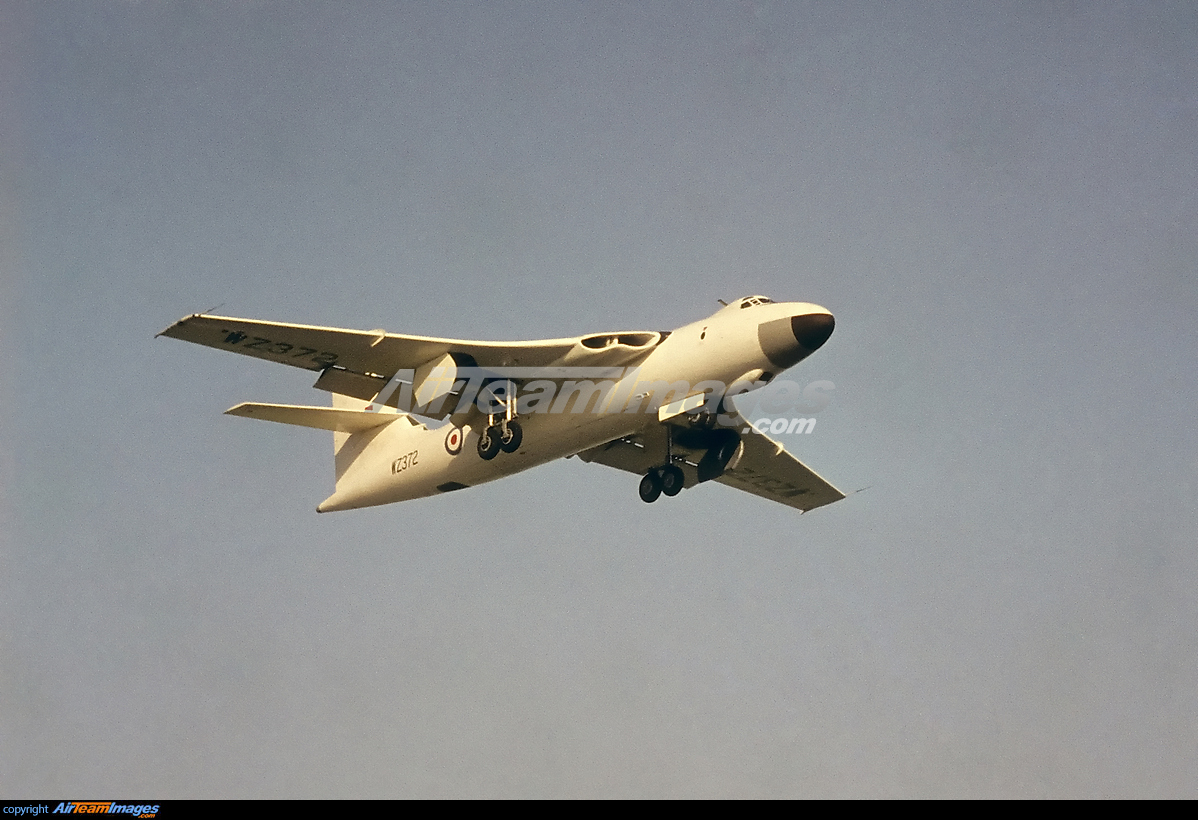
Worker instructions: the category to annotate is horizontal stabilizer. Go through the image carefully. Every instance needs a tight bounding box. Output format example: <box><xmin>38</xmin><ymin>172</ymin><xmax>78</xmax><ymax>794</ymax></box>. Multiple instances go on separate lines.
<box><xmin>225</xmin><ymin>402</ymin><xmax>404</xmax><ymax>433</ymax></box>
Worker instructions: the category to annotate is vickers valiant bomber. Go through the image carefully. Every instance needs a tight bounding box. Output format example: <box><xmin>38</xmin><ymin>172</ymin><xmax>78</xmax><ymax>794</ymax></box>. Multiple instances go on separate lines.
<box><xmin>159</xmin><ymin>296</ymin><xmax>844</xmax><ymax>513</ymax></box>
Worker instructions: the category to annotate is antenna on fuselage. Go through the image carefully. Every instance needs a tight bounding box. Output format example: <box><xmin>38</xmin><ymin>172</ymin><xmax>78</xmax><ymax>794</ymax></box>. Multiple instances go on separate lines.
<box><xmin>717</xmin><ymin>299</ymin><xmax>728</xmax><ymax>306</ymax></box>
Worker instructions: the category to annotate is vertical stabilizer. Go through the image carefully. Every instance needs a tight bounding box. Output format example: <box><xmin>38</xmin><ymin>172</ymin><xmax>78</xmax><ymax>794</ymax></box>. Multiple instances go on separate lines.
<box><xmin>330</xmin><ymin>391</ymin><xmax>363</xmax><ymax>457</ymax></box>
<box><xmin>331</xmin><ymin>392</ymin><xmax>371</xmax><ymax>484</ymax></box>
<box><xmin>328</xmin><ymin>392</ymin><xmax>416</xmax><ymax>487</ymax></box>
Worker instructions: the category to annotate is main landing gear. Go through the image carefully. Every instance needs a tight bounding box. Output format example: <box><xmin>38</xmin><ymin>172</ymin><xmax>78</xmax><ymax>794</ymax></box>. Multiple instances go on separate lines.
<box><xmin>637</xmin><ymin>422</ymin><xmax>742</xmax><ymax>503</ymax></box>
<box><xmin>639</xmin><ymin>426</ymin><xmax>686</xmax><ymax>503</ymax></box>
<box><xmin>476</xmin><ymin>380</ymin><xmax>523</xmax><ymax>461</ymax></box>
<box><xmin>477</xmin><ymin>418</ymin><xmax>522</xmax><ymax>460</ymax></box>
<box><xmin>639</xmin><ymin>464</ymin><xmax>685</xmax><ymax>503</ymax></box>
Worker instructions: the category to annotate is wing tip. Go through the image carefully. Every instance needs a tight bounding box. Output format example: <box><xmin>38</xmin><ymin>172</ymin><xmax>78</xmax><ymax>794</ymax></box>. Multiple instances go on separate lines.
<box><xmin>156</xmin><ymin>312</ymin><xmax>205</xmax><ymax>338</ymax></box>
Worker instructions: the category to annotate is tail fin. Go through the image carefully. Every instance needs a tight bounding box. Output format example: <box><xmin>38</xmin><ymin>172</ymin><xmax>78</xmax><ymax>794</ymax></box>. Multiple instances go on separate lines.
<box><xmin>331</xmin><ymin>391</ymin><xmax>372</xmax><ymax>484</ymax></box>
<box><xmin>330</xmin><ymin>391</ymin><xmax>366</xmax><ymax>457</ymax></box>
<box><xmin>327</xmin><ymin>392</ymin><xmax>419</xmax><ymax>485</ymax></box>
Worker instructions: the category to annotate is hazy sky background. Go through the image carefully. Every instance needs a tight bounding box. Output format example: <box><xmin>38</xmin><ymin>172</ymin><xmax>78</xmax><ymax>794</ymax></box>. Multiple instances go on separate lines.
<box><xmin>3</xmin><ymin>0</ymin><xmax>1196</xmax><ymax>798</ymax></box>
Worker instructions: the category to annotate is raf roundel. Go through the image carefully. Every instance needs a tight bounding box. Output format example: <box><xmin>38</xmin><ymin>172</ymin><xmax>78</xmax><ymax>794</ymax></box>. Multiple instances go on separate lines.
<box><xmin>444</xmin><ymin>426</ymin><xmax>463</xmax><ymax>455</ymax></box>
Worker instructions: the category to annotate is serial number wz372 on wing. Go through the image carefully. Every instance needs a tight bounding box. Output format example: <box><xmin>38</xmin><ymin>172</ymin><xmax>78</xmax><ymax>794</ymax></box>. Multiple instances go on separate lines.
<box><xmin>159</xmin><ymin>296</ymin><xmax>845</xmax><ymax>514</ymax></box>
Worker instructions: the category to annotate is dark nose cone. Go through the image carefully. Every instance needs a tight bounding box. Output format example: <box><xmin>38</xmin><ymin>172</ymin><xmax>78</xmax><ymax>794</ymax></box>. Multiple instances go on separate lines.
<box><xmin>758</xmin><ymin>312</ymin><xmax>836</xmax><ymax>370</ymax></box>
<box><xmin>792</xmin><ymin>313</ymin><xmax>835</xmax><ymax>352</ymax></box>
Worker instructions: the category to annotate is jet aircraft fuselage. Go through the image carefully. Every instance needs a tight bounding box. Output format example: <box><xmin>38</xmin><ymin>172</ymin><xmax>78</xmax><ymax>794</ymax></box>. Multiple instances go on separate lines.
<box><xmin>159</xmin><ymin>296</ymin><xmax>844</xmax><ymax>513</ymax></box>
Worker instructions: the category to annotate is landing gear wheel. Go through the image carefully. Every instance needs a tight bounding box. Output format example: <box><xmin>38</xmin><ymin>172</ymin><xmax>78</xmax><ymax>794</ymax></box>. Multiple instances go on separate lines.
<box><xmin>660</xmin><ymin>464</ymin><xmax>685</xmax><ymax>497</ymax></box>
<box><xmin>477</xmin><ymin>426</ymin><xmax>502</xmax><ymax>460</ymax></box>
<box><xmin>499</xmin><ymin>419</ymin><xmax>523</xmax><ymax>453</ymax></box>
<box><xmin>697</xmin><ymin>429</ymin><xmax>742</xmax><ymax>483</ymax></box>
<box><xmin>639</xmin><ymin>470</ymin><xmax>663</xmax><ymax>503</ymax></box>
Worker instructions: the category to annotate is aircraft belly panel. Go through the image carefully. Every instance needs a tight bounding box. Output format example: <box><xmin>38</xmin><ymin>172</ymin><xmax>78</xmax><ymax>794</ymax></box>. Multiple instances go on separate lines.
<box><xmin>319</xmin><ymin>410</ymin><xmax>645</xmax><ymax>512</ymax></box>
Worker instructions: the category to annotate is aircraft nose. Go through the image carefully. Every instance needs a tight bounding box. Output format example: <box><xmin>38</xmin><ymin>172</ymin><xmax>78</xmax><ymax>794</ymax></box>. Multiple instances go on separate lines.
<box><xmin>791</xmin><ymin>312</ymin><xmax>835</xmax><ymax>352</ymax></box>
<box><xmin>757</xmin><ymin>310</ymin><xmax>836</xmax><ymax>369</ymax></box>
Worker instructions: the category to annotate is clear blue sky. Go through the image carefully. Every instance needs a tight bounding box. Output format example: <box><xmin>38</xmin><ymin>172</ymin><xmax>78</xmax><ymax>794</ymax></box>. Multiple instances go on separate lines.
<box><xmin>3</xmin><ymin>0</ymin><xmax>1196</xmax><ymax>797</ymax></box>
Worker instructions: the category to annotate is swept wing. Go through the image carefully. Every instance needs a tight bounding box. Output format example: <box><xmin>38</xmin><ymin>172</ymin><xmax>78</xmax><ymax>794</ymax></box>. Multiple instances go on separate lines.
<box><xmin>159</xmin><ymin>313</ymin><xmax>663</xmax><ymax>411</ymax></box>
<box><xmin>577</xmin><ymin>412</ymin><xmax>845</xmax><ymax>512</ymax></box>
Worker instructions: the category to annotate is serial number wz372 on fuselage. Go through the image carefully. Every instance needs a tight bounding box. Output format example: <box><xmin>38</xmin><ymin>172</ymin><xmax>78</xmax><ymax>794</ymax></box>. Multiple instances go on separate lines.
<box><xmin>158</xmin><ymin>295</ymin><xmax>845</xmax><ymax>513</ymax></box>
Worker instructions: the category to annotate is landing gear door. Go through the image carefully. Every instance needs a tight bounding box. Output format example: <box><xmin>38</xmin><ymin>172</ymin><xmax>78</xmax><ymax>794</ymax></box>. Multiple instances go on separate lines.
<box><xmin>412</xmin><ymin>353</ymin><xmax>458</xmax><ymax>409</ymax></box>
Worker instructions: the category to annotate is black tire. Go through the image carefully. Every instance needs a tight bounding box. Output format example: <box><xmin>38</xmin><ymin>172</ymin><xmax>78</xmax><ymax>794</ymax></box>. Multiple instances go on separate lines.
<box><xmin>639</xmin><ymin>470</ymin><xmax>662</xmax><ymax>503</ymax></box>
<box><xmin>661</xmin><ymin>464</ymin><xmax>684</xmax><ymax>497</ymax></box>
<box><xmin>697</xmin><ymin>429</ymin><xmax>742</xmax><ymax>483</ymax></box>
<box><xmin>477</xmin><ymin>426</ymin><xmax>502</xmax><ymax>460</ymax></box>
<box><xmin>499</xmin><ymin>419</ymin><xmax>523</xmax><ymax>453</ymax></box>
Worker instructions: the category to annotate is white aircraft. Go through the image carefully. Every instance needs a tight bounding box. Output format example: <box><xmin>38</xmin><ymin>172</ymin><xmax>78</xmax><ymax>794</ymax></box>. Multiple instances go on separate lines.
<box><xmin>159</xmin><ymin>296</ymin><xmax>845</xmax><ymax>513</ymax></box>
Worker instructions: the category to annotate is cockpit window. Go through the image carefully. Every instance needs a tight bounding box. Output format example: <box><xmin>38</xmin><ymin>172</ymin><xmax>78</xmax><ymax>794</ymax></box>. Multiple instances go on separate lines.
<box><xmin>738</xmin><ymin>295</ymin><xmax>774</xmax><ymax>308</ymax></box>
